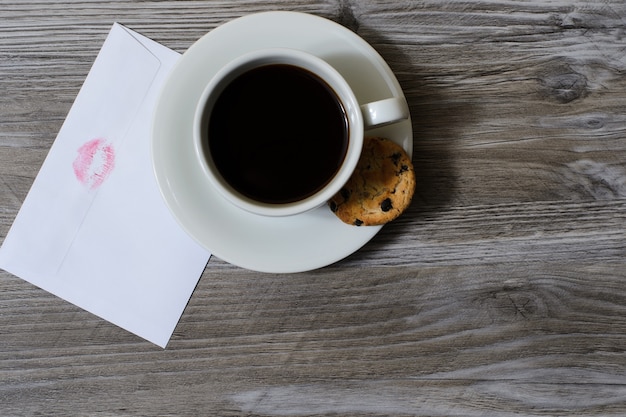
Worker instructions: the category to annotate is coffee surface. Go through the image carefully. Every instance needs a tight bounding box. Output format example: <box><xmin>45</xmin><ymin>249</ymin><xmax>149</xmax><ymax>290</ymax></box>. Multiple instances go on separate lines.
<box><xmin>208</xmin><ymin>64</ymin><xmax>349</xmax><ymax>204</ymax></box>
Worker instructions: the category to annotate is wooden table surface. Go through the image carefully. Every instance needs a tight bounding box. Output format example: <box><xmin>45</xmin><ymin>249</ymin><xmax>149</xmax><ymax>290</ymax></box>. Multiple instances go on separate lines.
<box><xmin>2</xmin><ymin>1</ymin><xmax>625</xmax><ymax>415</ymax></box>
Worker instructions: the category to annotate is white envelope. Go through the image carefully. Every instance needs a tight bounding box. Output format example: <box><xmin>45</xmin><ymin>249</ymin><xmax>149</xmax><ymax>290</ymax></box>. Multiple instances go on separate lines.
<box><xmin>0</xmin><ymin>23</ymin><xmax>211</xmax><ymax>348</ymax></box>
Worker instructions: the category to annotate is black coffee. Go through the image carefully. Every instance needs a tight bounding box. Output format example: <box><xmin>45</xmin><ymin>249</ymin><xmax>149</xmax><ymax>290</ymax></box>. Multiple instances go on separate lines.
<box><xmin>208</xmin><ymin>64</ymin><xmax>349</xmax><ymax>204</ymax></box>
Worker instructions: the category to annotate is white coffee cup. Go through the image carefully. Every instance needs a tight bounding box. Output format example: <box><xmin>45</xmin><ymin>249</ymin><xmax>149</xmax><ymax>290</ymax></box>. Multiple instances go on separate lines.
<box><xmin>194</xmin><ymin>48</ymin><xmax>408</xmax><ymax>217</ymax></box>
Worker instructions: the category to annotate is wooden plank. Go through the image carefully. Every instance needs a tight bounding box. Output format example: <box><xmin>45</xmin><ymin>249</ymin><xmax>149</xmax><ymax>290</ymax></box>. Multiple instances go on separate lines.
<box><xmin>2</xmin><ymin>263</ymin><xmax>625</xmax><ymax>415</ymax></box>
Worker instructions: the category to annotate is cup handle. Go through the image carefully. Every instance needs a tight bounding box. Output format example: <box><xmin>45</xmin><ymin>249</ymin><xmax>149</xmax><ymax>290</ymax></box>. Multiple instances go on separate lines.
<box><xmin>360</xmin><ymin>97</ymin><xmax>409</xmax><ymax>129</ymax></box>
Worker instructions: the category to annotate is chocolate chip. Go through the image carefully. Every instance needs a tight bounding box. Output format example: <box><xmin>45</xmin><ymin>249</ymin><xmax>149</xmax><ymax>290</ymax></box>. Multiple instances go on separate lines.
<box><xmin>354</xmin><ymin>219</ymin><xmax>363</xmax><ymax>226</ymax></box>
<box><xmin>391</xmin><ymin>152</ymin><xmax>401</xmax><ymax>165</ymax></box>
<box><xmin>381</xmin><ymin>198</ymin><xmax>393</xmax><ymax>212</ymax></box>
<box><xmin>340</xmin><ymin>187</ymin><xmax>351</xmax><ymax>201</ymax></box>
<box><xmin>329</xmin><ymin>201</ymin><xmax>338</xmax><ymax>212</ymax></box>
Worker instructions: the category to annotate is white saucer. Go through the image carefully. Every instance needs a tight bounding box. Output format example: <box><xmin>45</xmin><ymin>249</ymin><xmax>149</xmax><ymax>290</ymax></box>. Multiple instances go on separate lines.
<box><xmin>152</xmin><ymin>11</ymin><xmax>413</xmax><ymax>273</ymax></box>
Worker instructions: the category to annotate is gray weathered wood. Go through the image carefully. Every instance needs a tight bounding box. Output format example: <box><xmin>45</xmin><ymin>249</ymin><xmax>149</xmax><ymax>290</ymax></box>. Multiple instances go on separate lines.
<box><xmin>1</xmin><ymin>1</ymin><xmax>625</xmax><ymax>415</ymax></box>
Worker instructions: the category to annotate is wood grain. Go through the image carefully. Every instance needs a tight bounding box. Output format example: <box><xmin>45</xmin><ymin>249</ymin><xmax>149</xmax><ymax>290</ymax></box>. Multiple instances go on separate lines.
<box><xmin>1</xmin><ymin>0</ymin><xmax>625</xmax><ymax>416</ymax></box>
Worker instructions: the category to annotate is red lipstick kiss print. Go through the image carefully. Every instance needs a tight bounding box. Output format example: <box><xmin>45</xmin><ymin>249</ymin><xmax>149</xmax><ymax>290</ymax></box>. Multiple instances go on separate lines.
<box><xmin>73</xmin><ymin>138</ymin><xmax>115</xmax><ymax>190</ymax></box>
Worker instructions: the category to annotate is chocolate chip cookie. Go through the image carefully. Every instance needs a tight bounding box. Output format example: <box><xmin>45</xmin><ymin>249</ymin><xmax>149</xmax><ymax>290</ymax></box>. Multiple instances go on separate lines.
<box><xmin>329</xmin><ymin>136</ymin><xmax>415</xmax><ymax>226</ymax></box>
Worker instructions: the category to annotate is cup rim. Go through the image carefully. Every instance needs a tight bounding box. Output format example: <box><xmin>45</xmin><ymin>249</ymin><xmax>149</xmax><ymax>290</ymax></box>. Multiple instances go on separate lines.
<box><xmin>193</xmin><ymin>47</ymin><xmax>364</xmax><ymax>217</ymax></box>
